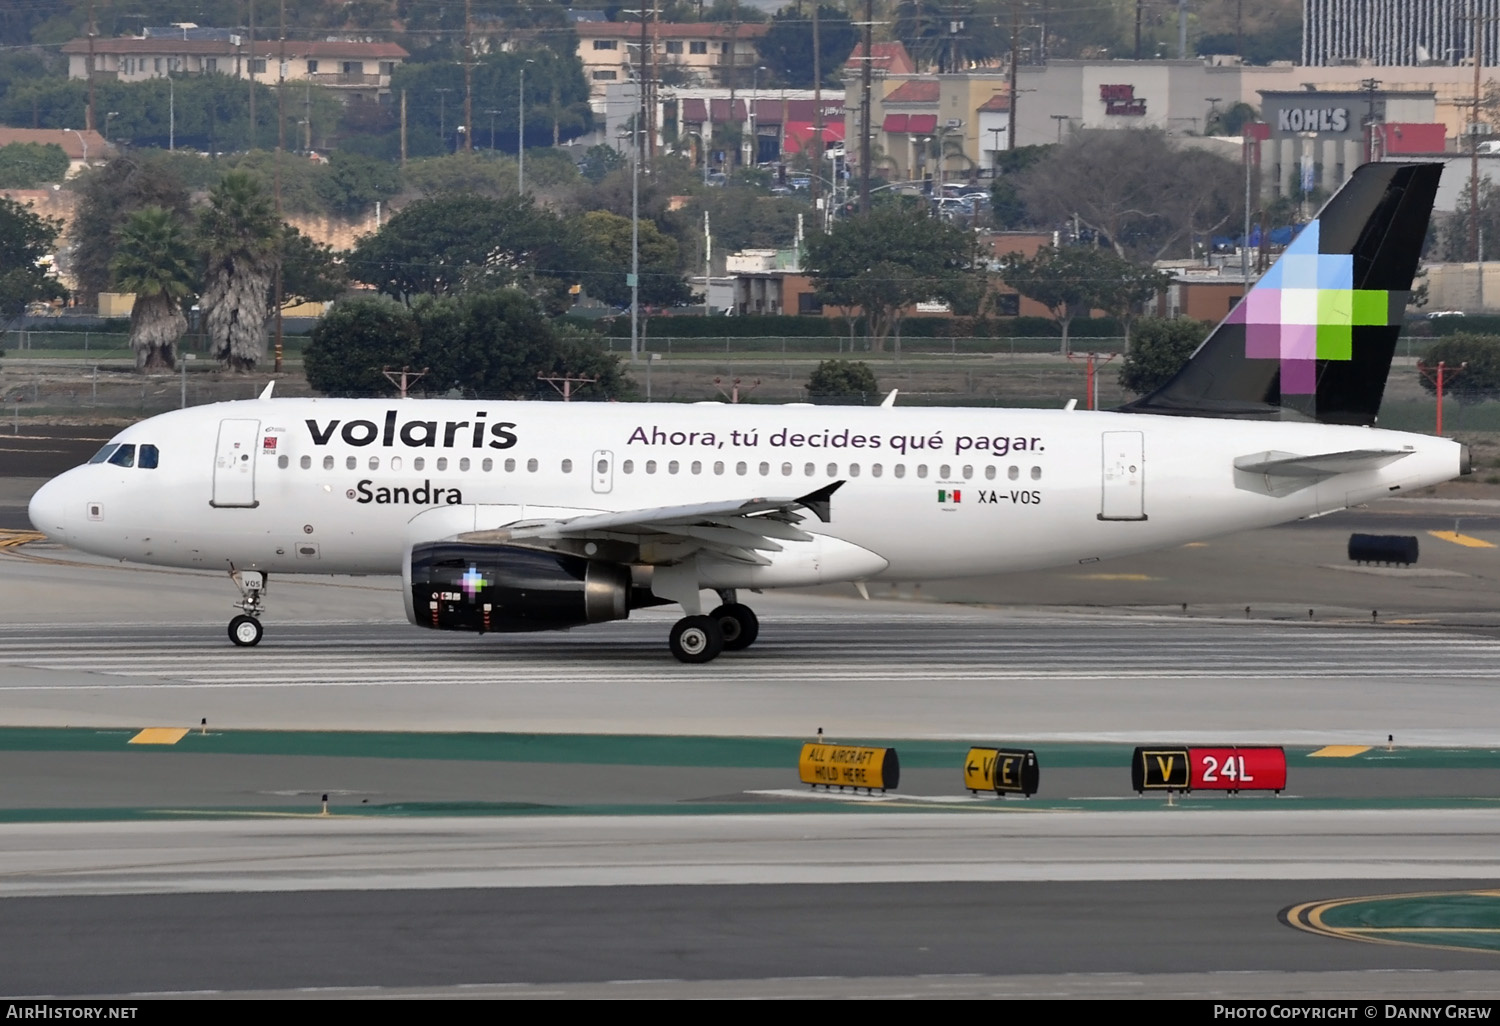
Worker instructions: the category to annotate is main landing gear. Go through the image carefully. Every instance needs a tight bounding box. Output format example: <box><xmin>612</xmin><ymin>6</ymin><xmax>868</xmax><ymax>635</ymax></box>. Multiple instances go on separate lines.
<box><xmin>227</xmin><ymin>568</ymin><xmax>267</xmax><ymax>647</ymax></box>
<box><xmin>667</xmin><ymin>591</ymin><xmax>760</xmax><ymax>664</ymax></box>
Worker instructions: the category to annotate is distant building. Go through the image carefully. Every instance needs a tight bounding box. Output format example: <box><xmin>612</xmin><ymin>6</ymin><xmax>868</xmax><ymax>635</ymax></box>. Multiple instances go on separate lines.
<box><xmin>0</xmin><ymin>128</ymin><xmax>110</xmax><ymax>177</ymax></box>
<box><xmin>61</xmin><ymin>35</ymin><xmax>408</xmax><ymax>103</ymax></box>
<box><xmin>575</xmin><ymin>21</ymin><xmax>769</xmax><ymax>110</ymax></box>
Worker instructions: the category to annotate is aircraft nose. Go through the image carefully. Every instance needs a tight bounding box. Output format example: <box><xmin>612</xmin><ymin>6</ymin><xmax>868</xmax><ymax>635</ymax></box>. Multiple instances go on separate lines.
<box><xmin>28</xmin><ymin>474</ymin><xmax>75</xmax><ymax>538</ymax></box>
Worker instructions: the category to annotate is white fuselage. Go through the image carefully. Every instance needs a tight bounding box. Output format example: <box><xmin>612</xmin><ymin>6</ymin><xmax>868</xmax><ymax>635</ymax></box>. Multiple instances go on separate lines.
<box><xmin>28</xmin><ymin>398</ymin><xmax>1465</xmax><ymax>587</ymax></box>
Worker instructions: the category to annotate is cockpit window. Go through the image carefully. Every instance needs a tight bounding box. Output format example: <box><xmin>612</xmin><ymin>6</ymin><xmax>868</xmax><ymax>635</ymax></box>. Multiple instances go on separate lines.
<box><xmin>106</xmin><ymin>444</ymin><xmax>136</xmax><ymax>468</ymax></box>
<box><xmin>138</xmin><ymin>444</ymin><xmax>159</xmax><ymax>469</ymax></box>
<box><xmin>88</xmin><ymin>444</ymin><xmax>120</xmax><ymax>464</ymax></box>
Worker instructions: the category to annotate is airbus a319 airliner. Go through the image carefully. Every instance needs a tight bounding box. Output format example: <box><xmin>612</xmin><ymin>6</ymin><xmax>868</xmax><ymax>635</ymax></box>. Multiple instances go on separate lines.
<box><xmin>28</xmin><ymin>163</ymin><xmax>1468</xmax><ymax>662</ymax></box>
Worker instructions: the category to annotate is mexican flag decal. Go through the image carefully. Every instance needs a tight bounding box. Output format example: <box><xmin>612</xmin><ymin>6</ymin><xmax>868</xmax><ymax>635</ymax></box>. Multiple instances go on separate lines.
<box><xmin>937</xmin><ymin>489</ymin><xmax>961</xmax><ymax>503</ymax></box>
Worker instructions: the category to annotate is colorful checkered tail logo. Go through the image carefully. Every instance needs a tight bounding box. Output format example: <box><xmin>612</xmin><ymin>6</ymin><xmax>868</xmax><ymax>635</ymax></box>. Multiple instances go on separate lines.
<box><xmin>1122</xmin><ymin>162</ymin><xmax>1442</xmax><ymax>426</ymax></box>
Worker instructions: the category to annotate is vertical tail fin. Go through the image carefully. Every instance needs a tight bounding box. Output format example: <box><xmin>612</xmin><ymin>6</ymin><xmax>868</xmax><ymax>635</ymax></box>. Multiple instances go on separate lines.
<box><xmin>1121</xmin><ymin>162</ymin><xmax>1443</xmax><ymax>426</ymax></box>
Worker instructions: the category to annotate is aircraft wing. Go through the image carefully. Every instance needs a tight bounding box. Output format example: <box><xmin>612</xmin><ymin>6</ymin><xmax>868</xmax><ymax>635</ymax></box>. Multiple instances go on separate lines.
<box><xmin>458</xmin><ymin>482</ymin><xmax>844</xmax><ymax>566</ymax></box>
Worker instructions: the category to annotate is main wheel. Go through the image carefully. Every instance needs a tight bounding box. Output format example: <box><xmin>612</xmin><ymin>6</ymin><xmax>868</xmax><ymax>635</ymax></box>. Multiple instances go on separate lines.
<box><xmin>711</xmin><ymin>603</ymin><xmax>760</xmax><ymax>651</ymax></box>
<box><xmin>669</xmin><ymin>615</ymin><xmax>723</xmax><ymax>664</ymax></box>
<box><xmin>228</xmin><ymin>614</ymin><xmax>263</xmax><ymax>647</ymax></box>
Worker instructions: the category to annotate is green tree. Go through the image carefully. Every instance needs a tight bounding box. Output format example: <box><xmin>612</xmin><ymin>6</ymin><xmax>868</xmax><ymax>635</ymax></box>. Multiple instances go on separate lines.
<box><xmin>0</xmin><ymin>143</ymin><xmax>69</xmax><ymax>188</ymax></box>
<box><xmin>303</xmin><ymin>297</ymin><xmax>424</xmax><ymax>397</ymax></box>
<box><xmin>1118</xmin><ymin>316</ymin><xmax>1211</xmax><ymax>395</ymax></box>
<box><xmin>314</xmin><ymin>150</ymin><xmax>401</xmax><ymax>218</ymax></box>
<box><xmin>1416</xmin><ymin>334</ymin><xmax>1500</xmax><ymax>405</ymax></box>
<box><xmin>988</xmin><ymin>145</ymin><xmax>1050</xmax><ymax>230</ymax></box>
<box><xmin>279</xmin><ymin>226</ymin><xmax>347</xmax><ymax>309</ymax></box>
<box><xmin>0</xmin><ymin>196</ymin><xmax>66</xmax><ymax>323</ymax></box>
<box><xmin>402</xmin><ymin>151</ymin><xmax>519</xmax><ymax>198</ymax></box>
<box><xmin>70</xmin><ymin>153</ymin><xmax>192</xmax><ymax>300</ymax></box>
<box><xmin>756</xmin><ymin>5</ymin><xmax>857</xmax><ymax>88</ymax></box>
<box><xmin>577</xmin><ymin>210</ymin><xmax>692</xmax><ymax>310</ymax></box>
<box><xmin>199</xmin><ymin>171</ymin><xmax>282</xmax><ymax>371</ymax></box>
<box><xmin>350</xmin><ymin>194</ymin><xmax>579</xmax><ymax>309</ymax></box>
<box><xmin>806</xmin><ymin>359</ymin><xmax>879</xmax><ymax>403</ymax></box>
<box><xmin>580</xmin><ymin>144</ymin><xmax>624</xmax><ymax>183</ymax></box>
<box><xmin>805</xmin><ymin>206</ymin><xmax>979</xmax><ymax>354</ymax></box>
<box><xmin>1004</xmin><ymin>245</ymin><xmax>1163</xmax><ymax>355</ymax></box>
<box><xmin>109</xmin><ymin>206</ymin><xmax>196</xmax><ymax>371</ymax></box>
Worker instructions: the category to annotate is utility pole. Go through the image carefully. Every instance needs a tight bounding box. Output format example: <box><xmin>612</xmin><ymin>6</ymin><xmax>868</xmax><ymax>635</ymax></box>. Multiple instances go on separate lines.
<box><xmin>249</xmin><ymin>0</ymin><xmax>256</xmax><ymax>150</ymax></box>
<box><xmin>727</xmin><ymin>1</ymin><xmax>738</xmax><ymax>168</ymax></box>
<box><xmin>1472</xmin><ymin>0</ymin><xmax>1486</xmax><ymax>263</ymax></box>
<box><xmin>382</xmin><ymin>367</ymin><xmax>428</xmax><ymax>398</ymax></box>
<box><xmin>1360</xmin><ymin>77</ymin><xmax>1381</xmax><ymax>164</ymax></box>
<box><xmin>273</xmin><ymin>0</ymin><xmax>286</xmax><ymax>374</ymax></box>
<box><xmin>649</xmin><ymin>0</ymin><xmax>661</xmax><ymax>161</ymax></box>
<box><xmin>859</xmin><ymin>0</ymin><xmax>873</xmax><ymax>214</ymax></box>
<box><xmin>1008</xmin><ymin>1</ymin><xmax>1019</xmax><ymax>153</ymax></box>
<box><xmin>812</xmin><ymin>2</ymin><xmax>823</xmax><ymax>215</ymax></box>
<box><xmin>400</xmin><ymin>88</ymin><xmax>407</xmax><ymax>166</ymax></box>
<box><xmin>86</xmin><ymin>0</ymin><xmax>96</xmax><ymax>132</ymax></box>
<box><xmin>463</xmin><ymin>0</ymin><xmax>474</xmax><ymax>151</ymax></box>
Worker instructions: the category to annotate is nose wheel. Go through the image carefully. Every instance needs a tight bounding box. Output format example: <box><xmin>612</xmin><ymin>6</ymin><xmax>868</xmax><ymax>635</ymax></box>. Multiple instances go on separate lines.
<box><xmin>228</xmin><ymin>614</ymin><xmax>263</xmax><ymax>647</ymax></box>
<box><xmin>227</xmin><ymin>568</ymin><xmax>268</xmax><ymax>647</ymax></box>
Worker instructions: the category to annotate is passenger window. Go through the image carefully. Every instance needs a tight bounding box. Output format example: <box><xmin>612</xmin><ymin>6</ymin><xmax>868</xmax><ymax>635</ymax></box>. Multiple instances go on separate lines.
<box><xmin>894</xmin><ymin>464</ymin><xmax>906</xmax><ymax>479</ymax></box>
<box><xmin>691</xmin><ymin>461</ymin><xmax>702</xmax><ymax>475</ymax></box>
<box><xmin>139</xmin><ymin>444</ymin><xmax>159</xmax><ymax>469</ymax></box>
<box><xmin>1008</xmin><ymin>466</ymin><xmax>1019</xmax><ymax>480</ymax></box>
<box><xmin>504</xmin><ymin>458</ymin><xmax>516</xmax><ymax>472</ymax></box>
<box><xmin>781</xmin><ymin>462</ymin><xmax>792</xmax><ymax>476</ymax></box>
<box><xmin>872</xmin><ymin>464</ymin><xmax>882</xmax><ymax>478</ymax></box>
<box><xmin>596</xmin><ymin>459</ymin><xmax>607</xmax><ymax>475</ymax></box>
<box><xmin>940</xmin><ymin>464</ymin><xmax>951</xmax><ymax>478</ymax></box>
<box><xmin>107</xmin><ymin>444</ymin><xmax>136</xmax><ymax>468</ymax></box>
<box><xmin>391</xmin><ymin>456</ymin><xmax>402</xmax><ymax>471</ymax></box>
<box><xmin>482</xmin><ymin>458</ymin><xmax>493</xmax><ymax>472</ymax></box>
<box><xmin>369</xmin><ymin>457</ymin><xmax>379</xmax><ymax>470</ymax></box>
<box><xmin>526</xmin><ymin>458</ymin><xmax>538</xmax><ymax>472</ymax></box>
<box><xmin>88</xmin><ymin>444</ymin><xmax>120</xmax><ymax>464</ymax></box>
<box><xmin>345</xmin><ymin>456</ymin><xmax>356</xmax><ymax>470</ymax></box>
<box><xmin>461</xmin><ymin>457</ymin><xmax>472</xmax><ymax>472</ymax></box>
<box><xmin>623</xmin><ymin>459</ymin><xmax>634</xmax><ymax>474</ymax></box>
<box><xmin>985</xmin><ymin>466</ymin><xmax>996</xmax><ymax>480</ymax></box>
<box><xmin>668</xmin><ymin>460</ymin><xmax>680</xmax><ymax>474</ymax></box>
<box><xmin>414</xmin><ymin>457</ymin><xmax>425</xmax><ymax>471</ymax></box>
<box><xmin>826</xmin><ymin>463</ymin><xmax>837</xmax><ymax>477</ymax></box>
<box><xmin>758</xmin><ymin>462</ymin><xmax>769</xmax><ymax>476</ymax></box>
<box><xmin>279</xmin><ymin>455</ymin><xmax>289</xmax><ymax>469</ymax></box>
<box><xmin>300</xmin><ymin>455</ymin><xmax>311</xmax><ymax>470</ymax></box>
<box><xmin>1031</xmin><ymin>466</ymin><xmax>1042</xmax><ymax>480</ymax></box>
<box><xmin>714</xmin><ymin>461</ymin><xmax>725</xmax><ymax>475</ymax></box>
<box><xmin>917</xmin><ymin>465</ymin><xmax>928</xmax><ymax>479</ymax></box>
<box><xmin>848</xmin><ymin>463</ymin><xmax>860</xmax><ymax>477</ymax></box>
<box><xmin>323</xmin><ymin>456</ymin><xmax>334</xmax><ymax>470</ymax></box>
<box><xmin>559</xmin><ymin>459</ymin><xmax>569</xmax><ymax>473</ymax></box>
<box><xmin>646</xmin><ymin>460</ymin><xmax>657</xmax><ymax>474</ymax></box>
<box><xmin>736</xmin><ymin>462</ymin><xmax>747</xmax><ymax>476</ymax></box>
<box><xmin>962</xmin><ymin>465</ymin><xmax>973</xmax><ymax>480</ymax></box>
<box><xmin>804</xmin><ymin>463</ymin><xmax>815</xmax><ymax>476</ymax></box>
<box><xmin>436</xmin><ymin>457</ymin><xmax>448</xmax><ymax>471</ymax></box>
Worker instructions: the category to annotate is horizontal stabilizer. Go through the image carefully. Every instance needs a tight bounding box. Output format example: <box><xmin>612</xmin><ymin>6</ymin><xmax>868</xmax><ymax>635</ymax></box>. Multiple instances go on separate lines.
<box><xmin>1233</xmin><ymin>448</ymin><xmax>1411</xmax><ymax>497</ymax></box>
<box><xmin>1234</xmin><ymin>449</ymin><xmax>1411</xmax><ymax>477</ymax></box>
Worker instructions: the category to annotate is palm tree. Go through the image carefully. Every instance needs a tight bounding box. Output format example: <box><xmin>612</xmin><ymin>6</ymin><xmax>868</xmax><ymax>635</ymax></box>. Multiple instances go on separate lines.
<box><xmin>109</xmin><ymin>206</ymin><xmax>196</xmax><ymax>372</ymax></box>
<box><xmin>200</xmin><ymin>171</ymin><xmax>281</xmax><ymax>372</ymax></box>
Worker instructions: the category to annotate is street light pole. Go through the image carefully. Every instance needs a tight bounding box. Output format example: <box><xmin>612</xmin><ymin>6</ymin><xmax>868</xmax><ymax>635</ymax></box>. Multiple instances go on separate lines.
<box><xmin>168</xmin><ymin>75</ymin><xmax>174</xmax><ymax>151</ymax></box>
<box><xmin>66</xmin><ymin>128</ymin><xmax>87</xmax><ymax>168</ymax></box>
<box><xmin>486</xmin><ymin>108</ymin><xmax>501</xmax><ymax>150</ymax></box>
<box><xmin>104</xmin><ymin>111</ymin><xmax>117</xmax><ymax>143</ymax></box>
<box><xmin>435</xmin><ymin>88</ymin><xmax>452</xmax><ymax>149</ymax></box>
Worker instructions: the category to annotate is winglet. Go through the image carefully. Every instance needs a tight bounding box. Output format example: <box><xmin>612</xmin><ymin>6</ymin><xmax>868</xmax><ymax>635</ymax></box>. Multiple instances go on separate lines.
<box><xmin>258</xmin><ymin>381</ymin><xmax>276</xmax><ymax>400</ymax></box>
<box><xmin>881</xmin><ymin>389</ymin><xmax>899</xmax><ymax>408</ymax></box>
<box><xmin>795</xmin><ymin>481</ymin><xmax>844</xmax><ymax>523</ymax></box>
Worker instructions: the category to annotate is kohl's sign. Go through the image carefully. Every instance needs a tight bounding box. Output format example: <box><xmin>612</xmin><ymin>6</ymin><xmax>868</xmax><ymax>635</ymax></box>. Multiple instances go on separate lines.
<box><xmin>1277</xmin><ymin>107</ymin><xmax>1351</xmax><ymax>133</ymax></box>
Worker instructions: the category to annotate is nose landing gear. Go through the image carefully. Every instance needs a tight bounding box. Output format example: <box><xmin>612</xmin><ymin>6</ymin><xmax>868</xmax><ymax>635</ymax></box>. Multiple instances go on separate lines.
<box><xmin>227</xmin><ymin>568</ymin><xmax>267</xmax><ymax>647</ymax></box>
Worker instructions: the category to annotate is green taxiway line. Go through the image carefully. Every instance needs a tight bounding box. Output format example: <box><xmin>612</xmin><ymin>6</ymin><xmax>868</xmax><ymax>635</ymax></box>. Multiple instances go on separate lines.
<box><xmin>0</xmin><ymin>727</ymin><xmax>1494</xmax><ymax>769</ymax></box>
<box><xmin>0</xmin><ymin>794</ymin><xmax>1499</xmax><ymax>824</ymax></box>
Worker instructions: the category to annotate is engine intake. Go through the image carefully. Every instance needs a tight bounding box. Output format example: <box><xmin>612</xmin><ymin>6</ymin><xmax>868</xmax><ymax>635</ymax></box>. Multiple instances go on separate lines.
<box><xmin>407</xmin><ymin>542</ymin><xmax>630</xmax><ymax>633</ymax></box>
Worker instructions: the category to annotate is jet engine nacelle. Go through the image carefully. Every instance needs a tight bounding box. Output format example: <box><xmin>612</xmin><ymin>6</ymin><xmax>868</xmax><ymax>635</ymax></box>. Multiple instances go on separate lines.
<box><xmin>404</xmin><ymin>542</ymin><xmax>630</xmax><ymax>633</ymax></box>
